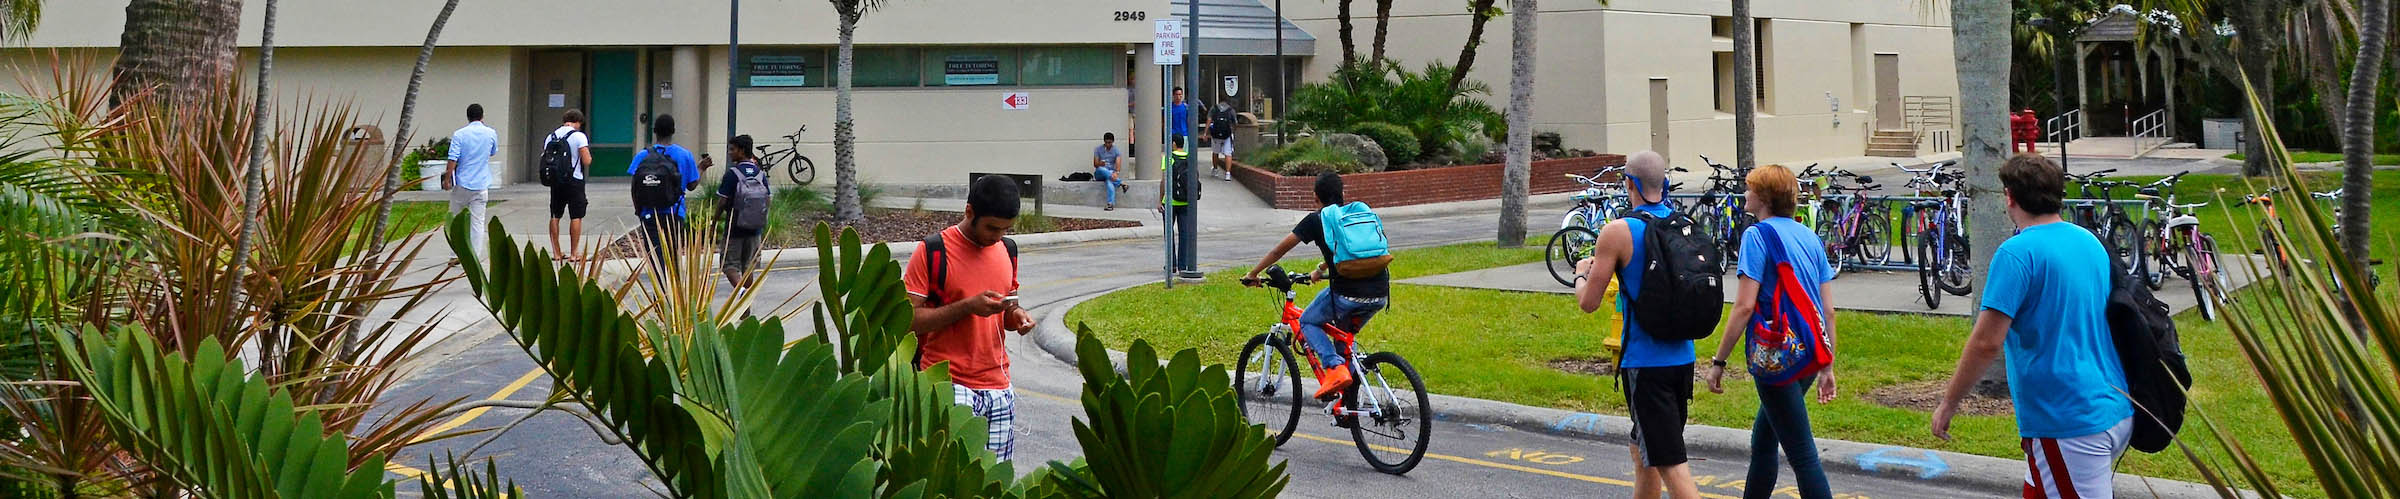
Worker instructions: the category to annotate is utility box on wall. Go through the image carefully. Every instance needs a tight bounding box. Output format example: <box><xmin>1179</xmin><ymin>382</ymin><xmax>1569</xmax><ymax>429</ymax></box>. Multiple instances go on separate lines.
<box><xmin>2202</xmin><ymin>118</ymin><xmax>2244</xmax><ymax>150</ymax></box>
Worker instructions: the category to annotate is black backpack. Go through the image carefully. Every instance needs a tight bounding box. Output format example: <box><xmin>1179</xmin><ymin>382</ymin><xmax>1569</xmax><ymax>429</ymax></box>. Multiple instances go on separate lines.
<box><xmin>1170</xmin><ymin>154</ymin><xmax>1200</xmax><ymax>203</ymax></box>
<box><xmin>538</xmin><ymin>129</ymin><xmax>580</xmax><ymax>187</ymax></box>
<box><xmin>917</xmin><ymin>234</ymin><xmax>1019</xmax><ymax>307</ymax></box>
<box><xmin>1210</xmin><ymin>108</ymin><xmax>1235</xmax><ymax>139</ymax></box>
<box><xmin>630</xmin><ymin>146</ymin><xmax>683</xmax><ymax>211</ymax></box>
<box><xmin>2107</xmin><ymin>257</ymin><xmax>2190</xmax><ymax>454</ymax></box>
<box><xmin>1625</xmin><ymin>210</ymin><xmax>1725</xmax><ymax>341</ymax></box>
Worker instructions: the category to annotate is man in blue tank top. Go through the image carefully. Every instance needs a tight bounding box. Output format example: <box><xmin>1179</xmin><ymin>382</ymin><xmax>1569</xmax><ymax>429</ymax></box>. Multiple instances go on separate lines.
<box><xmin>1571</xmin><ymin>150</ymin><xmax>1703</xmax><ymax>499</ymax></box>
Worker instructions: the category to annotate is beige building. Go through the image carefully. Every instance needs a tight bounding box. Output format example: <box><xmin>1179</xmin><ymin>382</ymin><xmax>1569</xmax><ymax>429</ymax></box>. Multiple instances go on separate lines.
<box><xmin>7</xmin><ymin>0</ymin><xmax>1953</xmax><ymax>194</ymax></box>
<box><xmin>1264</xmin><ymin>0</ymin><xmax>1961</xmax><ymax>167</ymax></box>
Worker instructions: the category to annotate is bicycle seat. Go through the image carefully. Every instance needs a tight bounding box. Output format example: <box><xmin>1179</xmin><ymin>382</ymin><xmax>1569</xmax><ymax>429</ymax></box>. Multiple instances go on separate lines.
<box><xmin>2138</xmin><ymin>187</ymin><xmax>2160</xmax><ymax>197</ymax></box>
<box><xmin>1853</xmin><ymin>175</ymin><xmax>1875</xmax><ymax>184</ymax></box>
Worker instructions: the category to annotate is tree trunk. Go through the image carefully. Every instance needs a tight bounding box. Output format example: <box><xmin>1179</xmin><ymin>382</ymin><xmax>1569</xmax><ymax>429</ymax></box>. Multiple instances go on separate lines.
<box><xmin>2340</xmin><ymin>0</ymin><xmax>2385</xmax><ymax>279</ymax></box>
<box><xmin>1337</xmin><ymin>0</ymin><xmax>1357</xmax><ymax>70</ymax></box>
<box><xmin>1371</xmin><ymin>0</ymin><xmax>1393</xmax><ymax>65</ymax></box>
<box><xmin>112</xmin><ymin>0</ymin><xmax>243</xmax><ymax>108</ymax></box>
<box><xmin>1498</xmin><ymin>0</ymin><xmax>1535</xmax><ymax>248</ymax></box>
<box><xmin>232</xmin><ymin>0</ymin><xmax>274</xmax><ymax>365</ymax></box>
<box><xmin>1448</xmin><ymin>0</ymin><xmax>1500</xmax><ymax>97</ymax></box>
<box><xmin>2235</xmin><ymin>9</ymin><xmax>2280</xmax><ymax>177</ymax></box>
<box><xmin>832</xmin><ymin>12</ymin><xmax>864</xmax><ymax>224</ymax></box>
<box><xmin>1954</xmin><ymin>0</ymin><xmax>2013</xmax><ymax>397</ymax></box>
<box><xmin>352</xmin><ymin>0</ymin><xmax>458</xmax><ymax>352</ymax></box>
<box><xmin>1732</xmin><ymin>0</ymin><xmax>1755</xmax><ymax>172</ymax></box>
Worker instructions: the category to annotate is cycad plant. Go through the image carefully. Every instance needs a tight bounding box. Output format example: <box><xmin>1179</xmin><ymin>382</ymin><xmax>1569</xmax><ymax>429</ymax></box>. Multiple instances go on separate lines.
<box><xmin>443</xmin><ymin>214</ymin><xmax>1289</xmax><ymax>497</ymax></box>
<box><xmin>1287</xmin><ymin>60</ymin><xmax>1505</xmax><ymax>165</ymax></box>
<box><xmin>2181</xmin><ymin>74</ymin><xmax>2400</xmax><ymax>498</ymax></box>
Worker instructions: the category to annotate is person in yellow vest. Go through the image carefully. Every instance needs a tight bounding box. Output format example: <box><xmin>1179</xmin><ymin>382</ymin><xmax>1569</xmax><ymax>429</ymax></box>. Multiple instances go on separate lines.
<box><xmin>1162</xmin><ymin>141</ymin><xmax>1200</xmax><ymax>279</ymax></box>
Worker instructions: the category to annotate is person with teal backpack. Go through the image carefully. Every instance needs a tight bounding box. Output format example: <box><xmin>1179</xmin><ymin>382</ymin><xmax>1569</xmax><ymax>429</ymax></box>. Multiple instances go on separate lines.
<box><xmin>1243</xmin><ymin>173</ymin><xmax>1391</xmax><ymax>399</ymax></box>
<box><xmin>1705</xmin><ymin>164</ymin><xmax>1837</xmax><ymax>499</ymax></box>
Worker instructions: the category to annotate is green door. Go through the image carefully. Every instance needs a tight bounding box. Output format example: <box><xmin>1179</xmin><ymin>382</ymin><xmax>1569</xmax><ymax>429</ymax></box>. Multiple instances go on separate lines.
<box><xmin>587</xmin><ymin>50</ymin><xmax>640</xmax><ymax>177</ymax></box>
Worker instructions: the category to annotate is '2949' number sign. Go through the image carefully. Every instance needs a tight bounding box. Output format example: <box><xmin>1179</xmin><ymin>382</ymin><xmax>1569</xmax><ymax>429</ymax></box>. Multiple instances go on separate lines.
<box><xmin>1113</xmin><ymin>11</ymin><xmax>1147</xmax><ymax>21</ymax></box>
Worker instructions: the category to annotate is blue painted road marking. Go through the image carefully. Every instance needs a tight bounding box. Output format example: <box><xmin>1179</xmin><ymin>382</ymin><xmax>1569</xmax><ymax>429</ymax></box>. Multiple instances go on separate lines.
<box><xmin>1550</xmin><ymin>412</ymin><xmax>1603</xmax><ymax>436</ymax></box>
<box><xmin>1855</xmin><ymin>447</ymin><xmax>1949</xmax><ymax>480</ymax></box>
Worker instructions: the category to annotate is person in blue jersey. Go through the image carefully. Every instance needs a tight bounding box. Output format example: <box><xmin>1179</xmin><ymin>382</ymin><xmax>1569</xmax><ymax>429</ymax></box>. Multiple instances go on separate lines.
<box><xmin>1932</xmin><ymin>153</ymin><xmax>2131</xmax><ymax>499</ymax></box>
<box><xmin>1571</xmin><ymin>150</ymin><xmax>1703</xmax><ymax>499</ymax></box>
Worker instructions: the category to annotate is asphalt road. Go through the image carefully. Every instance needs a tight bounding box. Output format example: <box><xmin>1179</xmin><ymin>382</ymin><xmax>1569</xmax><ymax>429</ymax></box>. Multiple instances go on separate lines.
<box><xmin>375</xmin><ymin>210</ymin><xmax>1969</xmax><ymax>498</ymax></box>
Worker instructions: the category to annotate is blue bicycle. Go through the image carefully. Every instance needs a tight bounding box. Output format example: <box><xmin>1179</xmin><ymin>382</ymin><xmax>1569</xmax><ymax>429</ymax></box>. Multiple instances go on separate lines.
<box><xmin>1899</xmin><ymin>161</ymin><xmax>1971</xmax><ymax>309</ymax></box>
<box><xmin>1547</xmin><ymin>166</ymin><xmax>1627</xmax><ymax>286</ymax></box>
<box><xmin>1687</xmin><ymin>156</ymin><xmax>1755</xmax><ymax>275</ymax></box>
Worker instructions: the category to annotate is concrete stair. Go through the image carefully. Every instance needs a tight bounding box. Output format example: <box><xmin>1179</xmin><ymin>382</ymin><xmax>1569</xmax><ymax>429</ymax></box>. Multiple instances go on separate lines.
<box><xmin>1866</xmin><ymin>129</ymin><xmax>1918</xmax><ymax>157</ymax></box>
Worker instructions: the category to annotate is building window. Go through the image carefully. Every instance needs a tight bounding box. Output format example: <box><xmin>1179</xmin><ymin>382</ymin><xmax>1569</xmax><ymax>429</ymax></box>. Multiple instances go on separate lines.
<box><xmin>1755</xmin><ymin>19</ymin><xmax>1775</xmax><ymax>114</ymax></box>
<box><xmin>1714</xmin><ymin>53</ymin><xmax>1735</xmax><ymax>113</ymax></box>
<box><xmin>737</xmin><ymin>49</ymin><xmax>827</xmax><ymax>88</ymax></box>
<box><xmin>1021</xmin><ymin>46</ymin><xmax>1117</xmax><ymax>86</ymax></box>
<box><xmin>852</xmin><ymin>47</ymin><xmax>923</xmax><ymax>87</ymax></box>
<box><xmin>924</xmin><ymin>48</ymin><xmax>1019</xmax><ymax>86</ymax></box>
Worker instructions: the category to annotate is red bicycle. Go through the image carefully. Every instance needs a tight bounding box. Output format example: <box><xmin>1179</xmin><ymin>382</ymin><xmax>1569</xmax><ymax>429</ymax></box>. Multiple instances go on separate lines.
<box><xmin>1236</xmin><ymin>265</ymin><xmax>1431</xmax><ymax>474</ymax></box>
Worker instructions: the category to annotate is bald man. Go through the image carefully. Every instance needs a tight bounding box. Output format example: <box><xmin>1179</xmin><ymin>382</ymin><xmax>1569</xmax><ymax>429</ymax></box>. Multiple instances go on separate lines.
<box><xmin>1572</xmin><ymin>150</ymin><xmax>1705</xmax><ymax>499</ymax></box>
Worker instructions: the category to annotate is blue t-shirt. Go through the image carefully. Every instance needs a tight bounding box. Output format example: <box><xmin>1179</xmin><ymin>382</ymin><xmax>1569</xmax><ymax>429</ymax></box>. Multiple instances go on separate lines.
<box><xmin>628</xmin><ymin>144</ymin><xmax>703</xmax><ymax>218</ymax></box>
<box><xmin>1739</xmin><ymin>217</ymin><xmax>1834</xmax><ymax>310</ymax></box>
<box><xmin>1171</xmin><ymin>102</ymin><xmax>1192</xmax><ymax>136</ymax></box>
<box><xmin>1616</xmin><ymin>203</ymin><xmax>1696</xmax><ymax>368</ymax></box>
<box><xmin>1981</xmin><ymin>222</ymin><xmax>2132</xmax><ymax>438</ymax></box>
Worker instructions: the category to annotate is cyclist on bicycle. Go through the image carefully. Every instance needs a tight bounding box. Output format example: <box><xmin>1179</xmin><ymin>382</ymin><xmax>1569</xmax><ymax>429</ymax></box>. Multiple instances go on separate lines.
<box><xmin>1242</xmin><ymin>172</ymin><xmax>1391</xmax><ymax>400</ymax></box>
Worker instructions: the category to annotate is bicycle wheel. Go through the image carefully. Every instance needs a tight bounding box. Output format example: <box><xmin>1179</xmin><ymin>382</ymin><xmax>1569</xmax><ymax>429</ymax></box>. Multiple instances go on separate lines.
<box><xmin>1816</xmin><ymin>218</ymin><xmax>1847</xmax><ymax>278</ymax></box>
<box><xmin>1349</xmin><ymin>352</ymin><xmax>1431</xmax><ymax>475</ymax></box>
<box><xmin>2107</xmin><ymin>216</ymin><xmax>2146</xmax><ymax>283</ymax></box>
<box><xmin>2141</xmin><ymin>221</ymin><xmax>2170</xmax><ymax>291</ymax></box>
<box><xmin>1937</xmin><ymin>232</ymin><xmax>1974</xmax><ymax>296</ymax></box>
<box><xmin>1235</xmin><ymin>333</ymin><xmax>1303</xmax><ymax>447</ymax></box>
<box><xmin>1856</xmin><ymin>208</ymin><xmax>1891</xmax><ymax>265</ymax></box>
<box><xmin>786</xmin><ymin>155</ymin><xmax>818</xmax><ymax>185</ymax></box>
<box><xmin>2191</xmin><ymin>234</ymin><xmax>2230</xmax><ymax>321</ymax></box>
<box><xmin>1918</xmin><ymin>229</ymin><xmax>1942</xmax><ymax>310</ymax></box>
<box><xmin>1547</xmin><ymin>226</ymin><xmax>1600</xmax><ymax>287</ymax></box>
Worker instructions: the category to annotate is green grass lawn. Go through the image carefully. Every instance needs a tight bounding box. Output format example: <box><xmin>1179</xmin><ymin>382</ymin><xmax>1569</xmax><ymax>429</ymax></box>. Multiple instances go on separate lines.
<box><xmin>2223</xmin><ymin>150</ymin><xmax>2400</xmax><ymax>164</ymax></box>
<box><xmin>1066</xmin><ymin>239</ymin><xmax>2326</xmax><ymax>495</ymax></box>
<box><xmin>342</xmin><ymin>201</ymin><xmax>449</xmax><ymax>255</ymax></box>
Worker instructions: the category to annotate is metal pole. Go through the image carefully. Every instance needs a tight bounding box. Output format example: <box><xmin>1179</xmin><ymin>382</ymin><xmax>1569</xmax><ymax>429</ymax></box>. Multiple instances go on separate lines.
<box><xmin>1185</xmin><ymin>0</ymin><xmax>1200</xmax><ymax>278</ymax></box>
<box><xmin>1162</xmin><ymin>62</ymin><xmax>1175</xmax><ymax>288</ymax></box>
<box><xmin>727</xmin><ymin>0</ymin><xmax>740</xmax><ymax>136</ymax></box>
<box><xmin>1274</xmin><ymin>0</ymin><xmax>1285</xmax><ymax>143</ymax></box>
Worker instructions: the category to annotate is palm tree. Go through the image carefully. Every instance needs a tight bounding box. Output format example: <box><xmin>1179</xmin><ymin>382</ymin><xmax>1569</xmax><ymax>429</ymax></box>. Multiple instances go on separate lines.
<box><xmin>1955</xmin><ymin>0</ymin><xmax>2014</xmax><ymax>396</ymax></box>
<box><xmin>1337</xmin><ymin>0</ymin><xmax>1358</xmax><ymax>70</ymax></box>
<box><xmin>1732</xmin><ymin>0</ymin><xmax>1755</xmax><ymax>172</ymax></box>
<box><xmin>1447</xmin><ymin>0</ymin><xmax>1502</xmax><ymax>97</ymax></box>
<box><xmin>0</xmin><ymin>0</ymin><xmax>42</xmax><ymax>43</ymax></box>
<box><xmin>227</xmin><ymin>0</ymin><xmax>273</xmax><ymax>337</ymax></box>
<box><xmin>1497</xmin><ymin>0</ymin><xmax>1535</xmax><ymax>248</ymax></box>
<box><xmin>2335</xmin><ymin>0</ymin><xmax>2384</xmax><ymax>280</ymax></box>
<box><xmin>358</xmin><ymin>0</ymin><xmax>461</xmax><ymax>351</ymax></box>
<box><xmin>829</xmin><ymin>0</ymin><xmax>886</xmax><ymax>224</ymax></box>
<box><xmin>110</xmin><ymin>0</ymin><xmax>242</xmax><ymax>107</ymax></box>
<box><xmin>1371</xmin><ymin>0</ymin><xmax>1394</xmax><ymax>64</ymax></box>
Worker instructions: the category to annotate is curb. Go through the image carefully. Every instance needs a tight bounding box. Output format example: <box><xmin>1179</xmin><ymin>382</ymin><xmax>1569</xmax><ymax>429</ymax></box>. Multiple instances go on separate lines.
<box><xmin>1031</xmin><ymin>283</ymin><xmax>2225</xmax><ymax>499</ymax></box>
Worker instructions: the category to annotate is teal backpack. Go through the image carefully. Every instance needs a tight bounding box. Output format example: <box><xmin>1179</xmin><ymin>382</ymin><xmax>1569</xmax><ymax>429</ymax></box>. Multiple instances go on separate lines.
<box><xmin>1320</xmin><ymin>202</ymin><xmax>1394</xmax><ymax>278</ymax></box>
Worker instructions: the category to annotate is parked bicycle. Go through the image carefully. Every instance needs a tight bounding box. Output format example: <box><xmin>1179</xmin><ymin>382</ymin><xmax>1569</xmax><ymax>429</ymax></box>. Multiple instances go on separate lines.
<box><xmin>1813</xmin><ymin>169</ymin><xmax>1890</xmax><ymax>278</ymax></box>
<box><xmin>1236</xmin><ymin>265</ymin><xmax>1431</xmax><ymax>474</ymax></box>
<box><xmin>1897</xmin><ymin>161</ymin><xmax>1971</xmax><ymax>309</ymax></box>
<box><xmin>2132</xmin><ymin>171</ymin><xmax>2229</xmax><ymax>321</ymax></box>
<box><xmin>753</xmin><ymin>125</ymin><xmax>818</xmax><ymax>185</ymax></box>
<box><xmin>1687</xmin><ymin>155</ymin><xmax>1755</xmax><ymax>275</ymax></box>
<box><xmin>1547</xmin><ymin>166</ymin><xmax>1628</xmax><ymax>286</ymax></box>
<box><xmin>2066</xmin><ymin>169</ymin><xmax>2146</xmax><ymax>280</ymax></box>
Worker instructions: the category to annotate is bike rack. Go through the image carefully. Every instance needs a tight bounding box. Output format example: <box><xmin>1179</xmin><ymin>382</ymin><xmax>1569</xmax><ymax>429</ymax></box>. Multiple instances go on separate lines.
<box><xmin>1659</xmin><ymin>193</ymin><xmax>2150</xmax><ymax>273</ymax></box>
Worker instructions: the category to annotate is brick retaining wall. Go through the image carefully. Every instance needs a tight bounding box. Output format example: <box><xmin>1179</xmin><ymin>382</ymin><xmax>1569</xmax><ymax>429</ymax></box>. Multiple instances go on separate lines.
<box><xmin>1231</xmin><ymin>155</ymin><xmax>1627</xmax><ymax>210</ymax></box>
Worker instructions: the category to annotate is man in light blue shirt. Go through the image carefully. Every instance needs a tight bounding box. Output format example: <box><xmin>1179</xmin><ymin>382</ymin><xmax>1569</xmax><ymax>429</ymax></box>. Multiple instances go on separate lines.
<box><xmin>445</xmin><ymin>103</ymin><xmax>499</xmax><ymax>258</ymax></box>
<box><xmin>1933</xmin><ymin>153</ymin><xmax>2130</xmax><ymax>499</ymax></box>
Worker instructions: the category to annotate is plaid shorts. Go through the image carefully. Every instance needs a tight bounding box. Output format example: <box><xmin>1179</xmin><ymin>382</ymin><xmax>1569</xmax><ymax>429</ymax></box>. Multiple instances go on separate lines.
<box><xmin>953</xmin><ymin>386</ymin><xmax>1017</xmax><ymax>461</ymax></box>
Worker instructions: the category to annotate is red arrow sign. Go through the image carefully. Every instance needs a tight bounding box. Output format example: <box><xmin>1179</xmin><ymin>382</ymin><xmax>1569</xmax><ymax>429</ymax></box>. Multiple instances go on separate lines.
<box><xmin>1001</xmin><ymin>92</ymin><xmax>1029</xmax><ymax>110</ymax></box>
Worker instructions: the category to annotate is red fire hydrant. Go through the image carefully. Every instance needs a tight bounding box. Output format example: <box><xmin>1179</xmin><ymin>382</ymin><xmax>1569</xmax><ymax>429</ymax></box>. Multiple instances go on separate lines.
<box><xmin>2009</xmin><ymin>109</ymin><xmax>2042</xmax><ymax>153</ymax></box>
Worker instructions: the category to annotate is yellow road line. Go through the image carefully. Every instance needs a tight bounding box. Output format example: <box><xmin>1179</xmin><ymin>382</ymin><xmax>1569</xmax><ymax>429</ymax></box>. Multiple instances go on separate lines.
<box><xmin>1284</xmin><ymin>432</ymin><xmax>1736</xmax><ymax>499</ymax></box>
<box><xmin>387</xmin><ymin>368</ymin><xmax>548</xmax><ymax>480</ymax></box>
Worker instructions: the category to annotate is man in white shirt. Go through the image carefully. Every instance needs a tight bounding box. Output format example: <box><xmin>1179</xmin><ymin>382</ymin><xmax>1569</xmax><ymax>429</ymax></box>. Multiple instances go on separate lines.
<box><xmin>547</xmin><ymin>110</ymin><xmax>594</xmax><ymax>258</ymax></box>
<box><xmin>445</xmin><ymin>103</ymin><xmax>500</xmax><ymax>259</ymax></box>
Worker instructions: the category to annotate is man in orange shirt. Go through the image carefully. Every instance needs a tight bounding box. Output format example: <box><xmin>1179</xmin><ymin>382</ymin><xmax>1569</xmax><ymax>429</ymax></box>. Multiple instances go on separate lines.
<box><xmin>906</xmin><ymin>175</ymin><xmax>1035</xmax><ymax>460</ymax></box>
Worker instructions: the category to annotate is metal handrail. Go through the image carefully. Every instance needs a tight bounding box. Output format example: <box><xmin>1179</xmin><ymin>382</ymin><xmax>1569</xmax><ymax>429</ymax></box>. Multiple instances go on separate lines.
<box><xmin>2129</xmin><ymin>108</ymin><xmax>2171</xmax><ymax>158</ymax></box>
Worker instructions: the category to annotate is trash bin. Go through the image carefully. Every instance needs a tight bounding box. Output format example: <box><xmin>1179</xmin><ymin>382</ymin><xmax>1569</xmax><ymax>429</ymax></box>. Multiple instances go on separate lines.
<box><xmin>1232</xmin><ymin>112</ymin><xmax>1262</xmax><ymax>158</ymax></box>
<box><xmin>342</xmin><ymin>125</ymin><xmax>387</xmax><ymax>191</ymax></box>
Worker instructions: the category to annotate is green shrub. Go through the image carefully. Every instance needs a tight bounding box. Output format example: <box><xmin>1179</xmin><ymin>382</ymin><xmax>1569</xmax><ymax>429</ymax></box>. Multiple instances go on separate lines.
<box><xmin>1273</xmin><ymin>141</ymin><xmax>1365</xmax><ymax>176</ymax></box>
<box><xmin>1288</xmin><ymin>61</ymin><xmax>1502</xmax><ymax>166</ymax></box>
<box><xmin>1350</xmin><ymin>121</ymin><xmax>1420</xmax><ymax>165</ymax></box>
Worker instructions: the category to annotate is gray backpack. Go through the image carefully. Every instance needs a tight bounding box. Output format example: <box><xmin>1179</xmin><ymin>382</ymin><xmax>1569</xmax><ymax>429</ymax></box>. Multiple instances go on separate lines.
<box><xmin>730</xmin><ymin>163</ymin><xmax>771</xmax><ymax>232</ymax></box>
